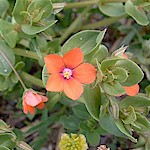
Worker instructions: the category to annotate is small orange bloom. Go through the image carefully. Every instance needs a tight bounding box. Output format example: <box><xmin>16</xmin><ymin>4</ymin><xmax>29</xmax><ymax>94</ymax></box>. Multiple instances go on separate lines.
<box><xmin>123</xmin><ymin>84</ymin><xmax>139</xmax><ymax>96</ymax></box>
<box><xmin>122</xmin><ymin>53</ymin><xmax>139</xmax><ymax>96</ymax></box>
<box><xmin>23</xmin><ymin>90</ymin><xmax>48</xmax><ymax>114</ymax></box>
<box><xmin>44</xmin><ymin>48</ymin><xmax>96</xmax><ymax>100</ymax></box>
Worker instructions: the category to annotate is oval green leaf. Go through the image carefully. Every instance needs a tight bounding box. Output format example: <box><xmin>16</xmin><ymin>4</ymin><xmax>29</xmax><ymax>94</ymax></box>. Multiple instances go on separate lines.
<box><xmin>116</xmin><ymin>59</ymin><xmax>144</xmax><ymax>86</ymax></box>
<box><xmin>99</xmin><ymin>3</ymin><xmax>126</xmax><ymax>17</ymax></box>
<box><xmin>0</xmin><ymin>0</ymin><xmax>9</xmax><ymax>18</ymax></box>
<box><xmin>125</xmin><ymin>0</ymin><xmax>149</xmax><ymax>26</ymax></box>
<box><xmin>21</xmin><ymin>20</ymin><xmax>57</xmax><ymax>35</ymax></box>
<box><xmin>0</xmin><ymin>19</ymin><xmax>18</xmax><ymax>48</ymax></box>
<box><xmin>119</xmin><ymin>96</ymin><xmax>150</xmax><ymax>109</ymax></box>
<box><xmin>0</xmin><ymin>40</ymin><xmax>15</xmax><ymax>76</ymax></box>
<box><xmin>83</xmin><ymin>85</ymin><xmax>101</xmax><ymax>121</ymax></box>
<box><xmin>61</xmin><ymin>30</ymin><xmax>105</xmax><ymax>55</ymax></box>
<box><xmin>101</xmin><ymin>80</ymin><xmax>125</xmax><ymax>96</ymax></box>
<box><xmin>115</xmin><ymin>119</ymin><xmax>137</xmax><ymax>142</ymax></box>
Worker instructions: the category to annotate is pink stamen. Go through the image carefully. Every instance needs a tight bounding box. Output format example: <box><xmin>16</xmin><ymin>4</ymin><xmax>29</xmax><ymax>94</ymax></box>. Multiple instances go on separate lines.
<box><xmin>62</xmin><ymin>68</ymin><xmax>72</xmax><ymax>79</ymax></box>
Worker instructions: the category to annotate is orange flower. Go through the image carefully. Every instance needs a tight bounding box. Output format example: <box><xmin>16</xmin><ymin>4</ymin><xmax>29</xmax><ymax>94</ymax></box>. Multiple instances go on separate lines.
<box><xmin>122</xmin><ymin>53</ymin><xmax>139</xmax><ymax>96</ymax></box>
<box><xmin>44</xmin><ymin>48</ymin><xmax>96</xmax><ymax>100</ymax></box>
<box><xmin>23</xmin><ymin>90</ymin><xmax>48</xmax><ymax>114</ymax></box>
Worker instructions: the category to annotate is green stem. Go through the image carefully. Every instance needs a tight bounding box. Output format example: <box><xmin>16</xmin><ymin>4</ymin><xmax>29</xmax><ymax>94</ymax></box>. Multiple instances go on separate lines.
<box><xmin>82</xmin><ymin>15</ymin><xmax>126</xmax><ymax>30</ymax></box>
<box><xmin>0</xmin><ymin>49</ymin><xmax>27</xmax><ymax>90</ymax></box>
<box><xmin>65</xmin><ymin>0</ymin><xmax>127</xmax><ymax>9</ymax></box>
<box><xmin>20</xmin><ymin>71</ymin><xmax>44</xmax><ymax>88</ymax></box>
<box><xmin>60</xmin><ymin>7</ymin><xmax>91</xmax><ymax>43</ymax></box>
<box><xmin>101</xmin><ymin>0</ymin><xmax>127</xmax><ymax>3</ymax></box>
<box><xmin>13</xmin><ymin>48</ymin><xmax>46</xmax><ymax>60</ymax></box>
<box><xmin>65</xmin><ymin>0</ymin><xmax>98</xmax><ymax>9</ymax></box>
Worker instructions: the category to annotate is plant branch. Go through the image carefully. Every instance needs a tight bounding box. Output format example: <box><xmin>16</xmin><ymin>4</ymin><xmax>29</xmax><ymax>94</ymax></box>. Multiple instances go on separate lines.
<box><xmin>82</xmin><ymin>15</ymin><xmax>125</xmax><ymax>30</ymax></box>
<box><xmin>65</xmin><ymin>0</ymin><xmax>127</xmax><ymax>9</ymax></box>
<box><xmin>0</xmin><ymin>49</ymin><xmax>27</xmax><ymax>90</ymax></box>
<box><xmin>65</xmin><ymin>0</ymin><xmax>98</xmax><ymax>9</ymax></box>
<box><xmin>13</xmin><ymin>48</ymin><xmax>46</xmax><ymax>60</ymax></box>
<box><xmin>60</xmin><ymin>6</ymin><xmax>91</xmax><ymax>44</ymax></box>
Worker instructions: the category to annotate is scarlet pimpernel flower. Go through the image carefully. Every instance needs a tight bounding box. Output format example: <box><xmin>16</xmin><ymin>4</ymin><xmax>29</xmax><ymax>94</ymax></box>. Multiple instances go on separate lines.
<box><xmin>44</xmin><ymin>48</ymin><xmax>96</xmax><ymax>100</ymax></box>
<box><xmin>22</xmin><ymin>90</ymin><xmax>48</xmax><ymax>114</ymax></box>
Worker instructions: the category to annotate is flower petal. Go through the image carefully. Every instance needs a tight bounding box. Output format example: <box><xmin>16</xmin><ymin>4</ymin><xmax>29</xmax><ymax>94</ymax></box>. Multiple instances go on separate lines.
<box><xmin>64</xmin><ymin>78</ymin><xmax>83</xmax><ymax>100</ymax></box>
<box><xmin>25</xmin><ymin>92</ymin><xmax>42</xmax><ymax>106</ymax></box>
<box><xmin>73</xmin><ymin>63</ymin><xmax>96</xmax><ymax>84</ymax></box>
<box><xmin>46</xmin><ymin>73</ymin><xmax>64</xmax><ymax>92</ymax></box>
<box><xmin>124</xmin><ymin>84</ymin><xmax>139</xmax><ymax>96</ymax></box>
<box><xmin>63</xmin><ymin>48</ymin><xmax>84</xmax><ymax>69</ymax></box>
<box><xmin>28</xmin><ymin>105</ymin><xmax>35</xmax><ymax>115</ymax></box>
<box><xmin>44</xmin><ymin>54</ymin><xmax>64</xmax><ymax>74</ymax></box>
<box><xmin>23</xmin><ymin>100</ymin><xmax>35</xmax><ymax>114</ymax></box>
<box><xmin>40</xmin><ymin>95</ymin><xmax>48</xmax><ymax>102</ymax></box>
<box><xmin>36</xmin><ymin>102</ymin><xmax>45</xmax><ymax>109</ymax></box>
<box><xmin>23</xmin><ymin>100</ymin><xmax>28</xmax><ymax>114</ymax></box>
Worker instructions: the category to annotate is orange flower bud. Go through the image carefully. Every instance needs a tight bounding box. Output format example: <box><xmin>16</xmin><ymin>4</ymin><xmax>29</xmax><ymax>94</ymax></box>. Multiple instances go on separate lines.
<box><xmin>22</xmin><ymin>90</ymin><xmax>48</xmax><ymax>114</ymax></box>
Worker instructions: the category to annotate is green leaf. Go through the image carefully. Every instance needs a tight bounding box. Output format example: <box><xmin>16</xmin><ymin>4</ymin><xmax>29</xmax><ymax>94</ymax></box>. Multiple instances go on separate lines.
<box><xmin>0</xmin><ymin>119</ymin><xmax>8</xmax><ymax>127</ymax></box>
<box><xmin>125</xmin><ymin>0</ymin><xmax>149</xmax><ymax>26</ymax></box>
<box><xmin>0</xmin><ymin>76</ymin><xmax>13</xmax><ymax>91</ymax></box>
<box><xmin>119</xmin><ymin>96</ymin><xmax>150</xmax><ymax>109</ymax></box>
<box><xmin>100</xmin><ymin>58</ymin><xmax>120</xmax><ymax>72</ymax></box>
<box><xmin>12</xmin><ymin>0</ymin><xmax>28</xmax><ymax>24</ymax></box>
<box><xmin>115</xmin><ymin>119</ymin><xmax>137</xmax><ymax>142</ymax></box>
<box><xmin>145</xmin><ymin>85</ymin><xmax>150</xmax><ymax>98</ymax></box>
<box><xmin>133</xmin><ymin>0</ymin><xmax>150</xmax><ymax>6</ymax></box>
<box><xmin>14</xmin><ymin>61</ymin><xmax>25</xmax><ymax>70</ymax></box>
<box><xmin>72</xmin><ymin>104</ymin><xmax>90</xmax><ymax>120</ymax></box>
<box><xmin>110</xmin><ymin>99</ymin><xmax>119</xmax><ymax>120</ymax></box>
<box><xmin>30</xmin><ymin>38</ymin><xmax>42</xmax><ymax>59</ymax></box>
<box><xmin>0</xmin><ymin>40</ymin><xmax>15</xmax><ymax>76</ymax></box>
<box><xmin>10</xmin><ymin>73</ymin><xmax>18</xmax><ymax>83</ymax></box>
<box><xmin>0</xmin><ymin>146</ymin><xmax>11</xmax><ymax>150</ymax></box>
<box><xmin>99</xmin><ymin>3</ymin><xmax>126</xmax><ymax>17</ymax></box>
<box><xmin>60</xmin><ymin>115</ymin><xmax>80</xmax><ymax>131</ymax></box>
<box><xmin>42</xmin><ymin>65</ymin><xmax>49</xmax><ymax>86</ymax></box>
<box><xmin>132</xmin><ymin>112</ymin><xmax>150</xmax><ymax>132</ymax></box>
<box><xmin>80</xmin><ymin>121</ymin><xmax>91</xmax><ymax>132</ymax></box>
<box><xmin>27</xmin><ymin>0</ymin><xmax>53</xmax><ymax>20</ymax></box>
<box><xmin>101</xmin><ymin>80</ymin><xmax>125</xmax><ymax>96</ymax></box>
<box><xmin>122</xmin><ymin>106</ymin><xmax>136</xmax><ymax>124</ymax></box>
<box><xmin>46</xmin><ymin>92</ymin><xmax>61</xmax><ymax>110</ymax></box>
<box><xmin>116</xmin><ymin>59</ymin><xmax>144</xmax><ymax>86</ymax></box>
<box><xmin>86</xmin><ymin>130</ymin><xmax>100</xmax><ymax>146</ymax></box>
<box><xmin>0</xmin><ymin>0</ymin><xmax>9</xmax><ymax>17</ymax></box>
<box><xmin>61</xmin><ymin>30</ymin><xmax>106</xmax><ymax>55</ymax></box>
<box><xmin>83</xmin><ymin>85</ymin><xmax>101</xmax><ymax>121</ymax></box>
<box><xmin>99</xmin><ymin>111</ymin><xmax>127</xmax><ymax>138</ymax></box>
<box><xmin>21</xmin><ymin>20</ymin><xmax>57</xmax><ymax>35</ymax></box>
<box><xmin>0</xmin><ymin>19</ymin><xmax>18</xmax><ymax>48</ymax></box>
<box><xmin>112</xmin><ymin>67</ymin><xmax>128</xmax><ymax>82</ymax></box>
<box><xmin>95</xmin><ymin>44</ymin><xmax>108</xmax><ymax>62</ymax></box>
<box><xmin>0</xmin><ymin>133</ymin><xmax>16</xmax><ymax>148</ymax></box>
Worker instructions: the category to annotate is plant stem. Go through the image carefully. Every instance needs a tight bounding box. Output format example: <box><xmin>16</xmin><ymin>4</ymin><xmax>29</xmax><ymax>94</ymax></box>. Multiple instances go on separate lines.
<box><xmin>101</xmin><ymin>0</ymin><xmax>127</xmax><ymax>3</ymax></box>
<box><xmin>82</xmin><ymin>15</ymin><xmax>126</xmax><ymax>29</ymax></box>
<box><xmin>13</xmin><ymin>48</ymin><xmax>46</xmax><ymax>60</ymax></box>
<box><xmin>0</xmin><ymin>49</ymin><xmax>27</xmax><ymax>90</ymax></box>
<box><xmin>60</xmin><ymin>6</ymin><xmax>91</xmax><ymax>43</ymax></box>
<box><xmin>20</xmin><ymin>71</ymin><xmax>44</xmax><ymax>88</ymax></box>
<box><xmin>65</xmin><ymin>0</ymin><xmax>127</xmax><ymax>9</ymax></box>
<box><xmin>65</xmin><ymin>0</ymin><xmax>98</xmax><ymax>9</ymax></box>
